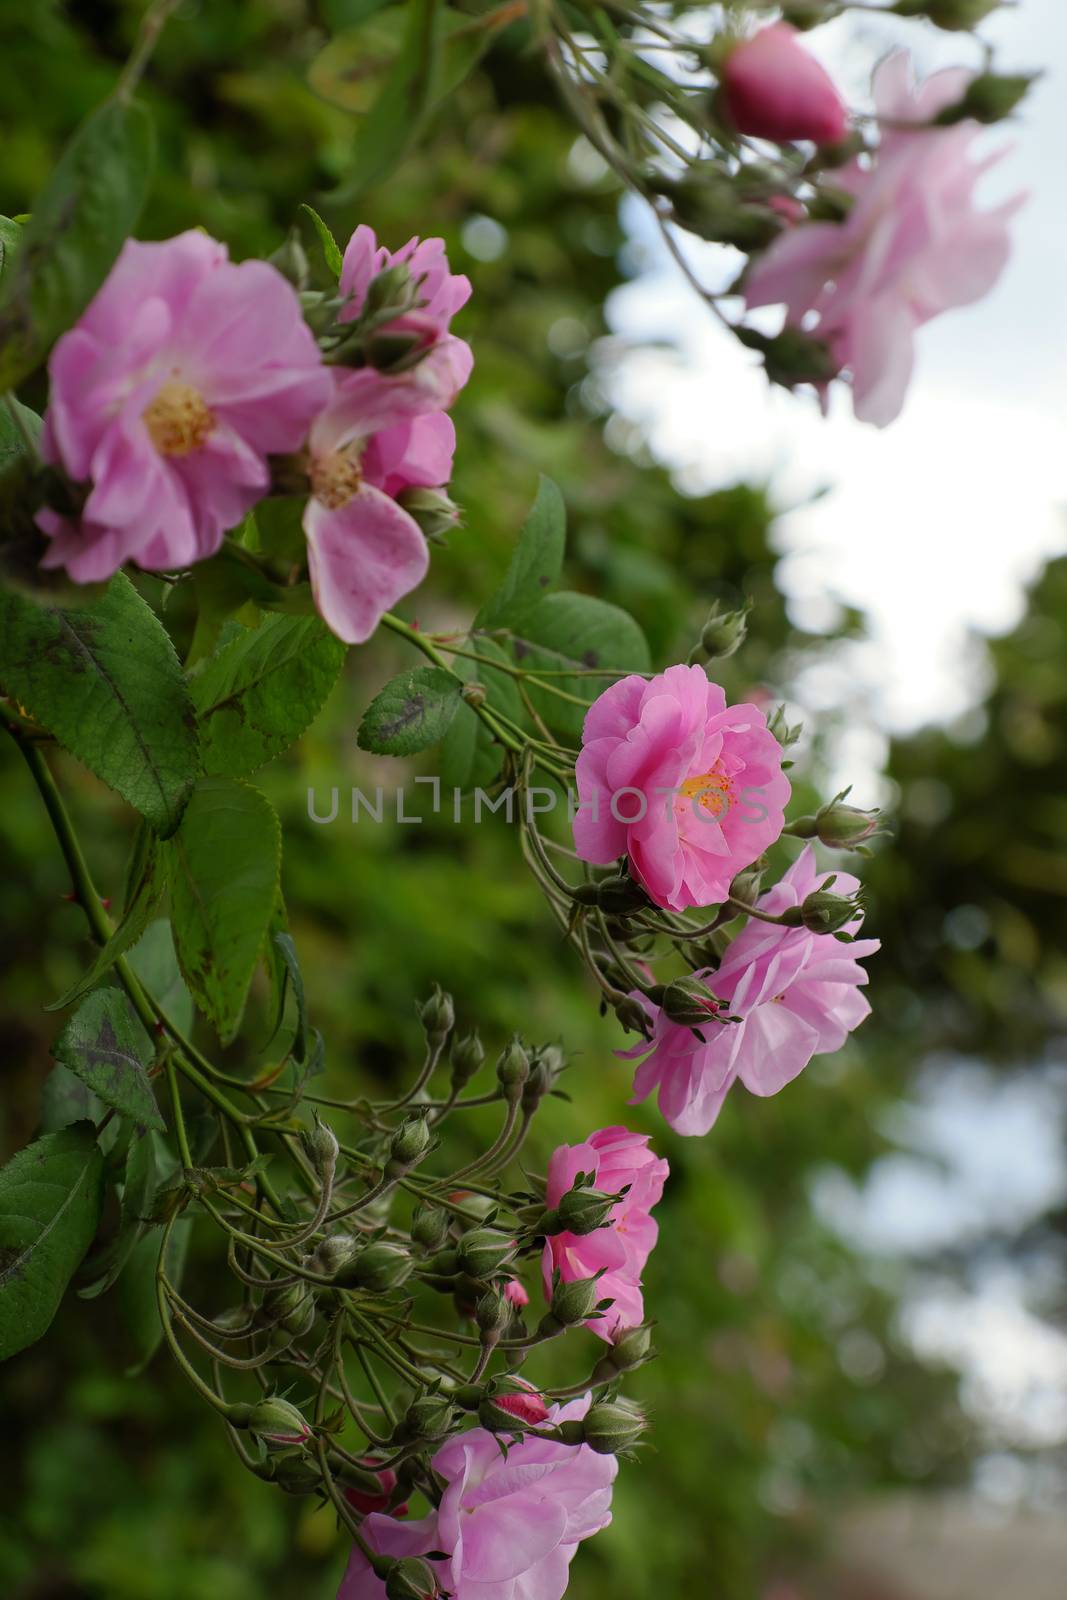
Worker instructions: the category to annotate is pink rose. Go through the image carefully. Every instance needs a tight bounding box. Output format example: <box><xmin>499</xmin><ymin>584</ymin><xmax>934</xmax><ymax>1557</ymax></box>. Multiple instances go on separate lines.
<box><xmin>573</xmin><ymin>663</ymin><xmax>790</xmax><ymax>912</ymax></box>
<box><xmin>37</xmin><ymin>231</ymin><xmax>329</xmax><ymax>581</ymax></box>
<box><xmin>339</xmin><ymin>226</ymin><xmax>473</xmax><ymax>413</ymax></box>
<box><xmin>303</xmin><ymin>371</ymin><xmax>458</xmax><ymax>643</ymax></box>
<box><xmin>722</xmin><ymin>24</ymin><xmax>849</xmax><ymax>146</ymax></box>
<box><xmin>745</xmin><ymin>53</ymin><xmax>1026</xmax><ymax>426</ymax></box>
<box><xmin>621</xmin><ymin>846</ymin><xmax>879</xmax><ymax>1135</ymax></box>
<box><xmin>542</xmin><ymin>1127</ymin><xmax>668</xmax><ymax>1341</ymax></box>
<box><xmin>338</xmin><ymin>1396</ymin><xmax>616</xmax><ymax>1600</ymax></box>
<box><xmin>504</xmin><ymin>1277</ymin><xmax>530</xmax><ymax>1307</ymax></box>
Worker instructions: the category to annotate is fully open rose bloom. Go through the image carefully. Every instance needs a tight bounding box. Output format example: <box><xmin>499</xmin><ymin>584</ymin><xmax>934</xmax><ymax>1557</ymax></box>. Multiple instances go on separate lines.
<box><xmin>721</xmin><ymin>24</ymin><xmax>849</xmax><ymax>146</ymax></box>
<box><xmin>542</xmin><ymin>1127</ymin><xmax>668</xmax><ymax>1340</ymax></box>
<box><xmin>338</xmin><ymin>1396</ymin><xmax>616</xmax><ymax>1600</ymax></box>
<box><xmin>37</xmin><ymin>230</ymin><xmax>329</xmax><ymax>581</ymax></box>
<box><xmin>621</xmin><ymin>846</ymin><xmax>879</xmax><ymax>1135</ymax></box>
<box><xmin>745</xmin><ymin>53</ymin><xmax>1025</xmax><ymax>426</ymax></box>
<box><xmin>303</xmin><ymin>370</ymin><xmax>458</xmax><ymax>643</ymax></box>
<box><xmin>573</xmin><ymin>663</ymin><xmax>790</xmax><ymax>912</ymax></box>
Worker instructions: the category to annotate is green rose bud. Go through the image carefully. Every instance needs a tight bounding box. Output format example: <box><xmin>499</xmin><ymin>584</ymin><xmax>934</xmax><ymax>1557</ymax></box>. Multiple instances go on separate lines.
<box><xmin>400</xmin><ymin>1392</ymin><xmax>455</xmax><ymax>1441</ymax></box>
<box><xmin>496</xmin><ymin>1036</ymin><xmax>530</xmax><ymax>1099</ymax></box>
<box><xmin>736</xmin><ymin>325</ymin><xmax>839</xmax><ymax>393</ymax></box>
<box><xmin>337</xmin><ymin>1241</ymin><xmax>413</xmax><ymax>1294</ymax></box>
<box><xmin>581</xmin><ymin>1398</ymin><xmax>646</xmax><ymax>1456</ymax></box>
<box><xmin>597</xmin><ymin>1322</ymin><xmax>654</xmax><ymax>1379</ymax></box>
<box><xmin>450</xmin><ymin>1030</ymin><xmax>486</xmax><ymax>1090</ymax></box>
<box><xmin>268</xmin><ymin>230</ymin><xmax>310</xmax><ymax>290</ymax></box>
<box><xmin>695</xmin><ymin>599</ymin><xmax>750</xmax><ymax>662</ymax></box>
<box><xmin>245</xmin><ymin>1397</ymin><xmax>312</xmax><ymax>1447</ymax></box>
<box><xmin>800</xmin><ymin>887</ymin><xmax>861</xmax><ymax>935</ymax></box>
<box><xmin>419</xmin><ymin>985</ymin><xmax>455</xmax><ymax>1045</ymax></box>
<box><xmin>384</xmin><ymin>1556</ymin><xmax>441</xmax><ymax>1600</ymax></box>
<box><xmin>388</xmin><ymin>1114</ymin><xmax>432</xmax><ymax>1171</ymax></box>
<box><xmin>539</xmin><ymin>1274</ymin><xmax>604</xmax><ymax>1334</ymax></box>
<box><xmin>411</xmin><ymin>1207</ymin><xmax>451</xmax><ymax>1252</ymax></box>
<box><xmin>544</xmin><ymin>1184</ymin><xmax>618</xmax><ymax>1238</ymax></box>
<box><xmin>310</xmin><ymin>1233</ymin><xmax>362</xmax><ymax>1279</ymax></box>
<box><xmin>891</xmin><ymin>0</ymin><xmax>1000</xmax><ymax>29</ymax></box>
<box><xmin>934</xmin><ymin>71</ymin><xmax>1034</xmax><ymax>126</ymax></box>
<box><xmin>271</xmin><ymin>1451</ymin><xmax>323</xmax><ymax>1495</ymax></box>
<box><xmin>455</xmin><ymin>1228</ymin><xmax>515</xmax><ymax>1280</ymax></box>
<box><xmin>397</xmin><ymin>485</ymin><xmax>461</xmax><ymax>542</ymax></box>
<box><xmin>300</xmin><ymin>1113</ymin><xmax>339</xmax><ymax>1184</ymax></box>
<box><xmin>661</xmin><ymin>976</ymin><xmax>722</xmax><ymax>1029</ymax></box>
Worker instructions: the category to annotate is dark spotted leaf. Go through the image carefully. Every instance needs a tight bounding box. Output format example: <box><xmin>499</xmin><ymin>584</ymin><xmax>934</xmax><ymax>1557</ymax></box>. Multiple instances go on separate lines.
<box><xmin>53</xmin><ymin>988</ymin><xmax>163</xmax><ymax>1130</ymax></box>
<box><xmin>357</xmin><ymin>665</ymin><xmax>462</xmax><ymax>756</ymax></box>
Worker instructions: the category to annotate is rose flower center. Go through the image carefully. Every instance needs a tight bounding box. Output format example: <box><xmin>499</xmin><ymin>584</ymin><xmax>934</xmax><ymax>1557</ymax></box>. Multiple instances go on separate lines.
<box><xmin>310</xmin><ymin>448</ymin><xmax>363</xmax><ymax>511</ymax></box>
<box><xmin>678</xmin><ymin>769</ymin><xmax>733</xmax><ymax>820</ymax></box>
<box><xmin>143</xmin><ymin>380</ymin><xmax>215</xmax><ymax>457</ymax></box>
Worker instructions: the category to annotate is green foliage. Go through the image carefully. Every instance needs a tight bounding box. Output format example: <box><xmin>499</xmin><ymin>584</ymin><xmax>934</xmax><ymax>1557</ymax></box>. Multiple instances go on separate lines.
<box><xmin>357</xmin><ymin>664</ymin><xmax>463</xmax><ymax>754</ymax></box>
<box><xmin>0</xmin><ymin>1125</ymin><xmax>105</xmax><ymax>1359</ymax></box>
<box><xmin>53</xmin><ymin>988</ymin><xmax>163</xmax><ymax>1131</ymax></box>
<box><xmin>191</xmin><ymin>615</ymin><xmax>347</xmax><ymax>779</ymax></box>
<box><xmin>507</xmin><ymin>591</ymin><xmax>651</xmax><ymax>741</ymax></box>
<box><xmin>0</xmin><ymin>574</ymin><xmax>199</xmax><ymax>836</ymax></box>
<box><xmin>0</xmin><ymin>97</ymin><xmax>153</xmax><ymax>388</ymax></box>
<box><xmin>163</xmin><ymin>778</ymin><xmax>282</xmax><ymax>1043</ymax></box>
<box><xmin>474</xmin><ymin>475</ymin><xmax>567</xmax><ymax>630</ymax></box>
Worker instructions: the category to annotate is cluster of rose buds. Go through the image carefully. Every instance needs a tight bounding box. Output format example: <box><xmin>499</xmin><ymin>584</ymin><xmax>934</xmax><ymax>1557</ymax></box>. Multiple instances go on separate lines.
<box><xmin>544</xmin><ymin>5</ymin><xmax>1029</xmax><ymax>425</ymax></box>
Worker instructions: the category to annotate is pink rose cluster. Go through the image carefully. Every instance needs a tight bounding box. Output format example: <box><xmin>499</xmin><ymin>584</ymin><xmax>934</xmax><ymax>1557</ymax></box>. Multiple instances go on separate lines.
<box><xmin>543</xmin><ymin>1126</ymin><xmax>668</xmax><ymax>1340</ymax></box>
<box><xmin>742</xmin><ymin>50</ymin><xmax>1025</xmax><ymax>425</ymax></box>
<box><xmin>339</xmin><ymin>1396</ymin><xmax>616</xmax><ymax>1600</ymax></box>
<box><xmin>36</xmin><ymin>223</ymin><xmax>472</xmax><ymax>643</ymax></box>
<box><xmin>622</xmin><ymin>846</ymin><xmax>879</xmax><ymax>1135</ymax></box>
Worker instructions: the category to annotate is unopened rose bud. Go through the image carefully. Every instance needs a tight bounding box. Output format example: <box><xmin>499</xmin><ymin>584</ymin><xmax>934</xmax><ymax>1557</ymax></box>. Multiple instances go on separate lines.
<box><xmin>300</xmin><ymin>1113</ymin><xmax>339</xmax><ymax>1184</ymax></box>
<box><xmin>800</xmin><ymin>887</ymin><xmax>860</xmax><ymax>935</ymax></box>
<box><xmin>389</xmin><ymin>1114</ymin><xmax>432</xmax><ymax>1170</ymax></box>
<box><xmin>384</xmin><ymin>1556</ymin><xmax>441</xmax><ymax>1600</ymax></box>
<box><xmin>479</xmin><ymin>1378</ymin><xmax>551</xmax><ymax>1432</ymax></box>
<box><xmin>411</xmin><ymin>1208</ymin><xmax>451</xmax><ymax>1252</ymax></box>
<box><xmin>496</xmin><ymin>1037</ymin><xmax>530</xmax><ymax>1099</ymax></box>
<box><xmin>450</xmin><ymin>1030</ymin><xmax>486</xmax><ymax>1090</ymax></box>
<box><xmin>475</xmin><ymin>1288</ymin><xmax>510</xmax><ymax>1335</ymax></box>
<box><xmin>603</xmin><ymin>1323</ymin><xmax>654</xmax><ymax>1375</ymax></box>
<box><xmin>300</xmin><ymin>289</ymin><xmax>345</xmax><ymax>336</ymax></box>
<box><xmin>271</xmin><ymin>1452</ymin><xmax>322</xmax><ymax>1494</ymax></box>
<box><xmin>737</xmin><ymin>325</ymin><xmax>839</xmax><ymax>392</ymax></box>
<box><xmin>661</xmin><ymin>976</ymin><xmax>722</xmax><ymax>1028</ymax></box>
<box><xmin>613</xmin><ymin>994</ymin><xmax>652</xmax><ymax>1035</ymax></box>
<box><xmin>310</xmin><ymin>1233</ymin><xmax>362</xmax><ymax>1279</ymax></box>
<box><xmin>419</xmin><ymin>985</ymin><xmax>455</xmax><ymax>1045</ymax></box>
<box><xmin>397</xmin><ymin>486</ymin><xmax>461</xmax><ymax>542</ymax></box>
<box><xmin>719</xmin><ymin>23</ymin><xmax>849</xmax><ymax>145</ymax></box>
<box><xmin>268</xmin><ymin>229</ymin><xmax>310</xmax><ymax>289</ymax></box>
<box><xmin>455</xmin><ymin>1228</ymin><xmax>515</xmax><ymax>1280</ymax></box>
<box><xmin>581</xmin><ymin>1398</ymin><xmax>646</xmax><ymax>1456</ymax></box>
<box><xmin>781</xmin><ymin>0</ymin><xmax>842</xmax><ymax>26</ymax></box>
<box><xmin>539</xmin><ymin>1274</ymin><xmax>604</xmax><ymax>1334</ymax></box>
<box><xmin>813</xmin><ymin>799</ymin><xmax>880</xmax><ymax>849</ymax></box>
<box><xmin>697</xmin><ymin>600</ymin><xmax>750</xmax><ymax>662</ymax></box>
<box><xmin>264</xmin><ymin>1281</ymin><xmax>316</xmax><ymax>1338</ymax></box>
<box><xmin>337</xmin><ymin>1241</ymin><xmax>412</xmax><ymax>1294</ymax></box>
<box><xmin>934</xmin><ymin>71</ymin><xmax>1034</xmax><ymax>126</ymax></box>
<box><xmin>767</xmin><ymin>705</ymin><xmax>803</xmax><ymax>749</ymax></box>
<box><xmin>342</xmin><ymin>1462</ymin><xmax>399</xmax><ymax>1514</ymax></box>
<box><xmin>662</xmin><ymin>166</ymin><xmax>783</xmax><ymax>251</ymax></box>
<box><xmin>729</xmin><ymin>865</ymin><xmax>764</xmax><ymax>906</ymax></box>
<box><xmin>594</xmin><ymin>874</ymin><xmax>652</xmax><ymax>914</ymax></box>
<box><xmin>364</xmin><ymin>263</ymin><xmax>417</xmax><ymax>318</ymax></box>
<box><xmin>890</xmin><ymin>0</ymin><xmax>1000</xmax><ymax>29</ymax></box>
<box><xmin>543</xmin><ymin>1185</ymin><xmax>618</xmax><ymax>1238</ymax></box>
<box><xmin>364</xmin><ymin>330</ymin><xmax>427</xmax><ymax>372</ymax></box>
<box><xmin>246</xmin><ymin>1397</ymin><xmax>313</xmax><ymax>1447</ymax></box>
<box><xmin>504</xmin><ymin>1277</ymin><xmax>530</xmax><ymax>1308</ymax></box>
<box><xmin>400</xmin><ymin>1393</ymin><xmax>455</xmax><ymax>1441</ymax></box>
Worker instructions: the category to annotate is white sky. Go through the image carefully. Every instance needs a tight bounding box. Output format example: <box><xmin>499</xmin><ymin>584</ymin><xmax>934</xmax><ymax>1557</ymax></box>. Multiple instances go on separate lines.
<box><xmin>607</xmin><ymin>0</ymin><xmax>1067</xmax><ymax>732</ymax></box>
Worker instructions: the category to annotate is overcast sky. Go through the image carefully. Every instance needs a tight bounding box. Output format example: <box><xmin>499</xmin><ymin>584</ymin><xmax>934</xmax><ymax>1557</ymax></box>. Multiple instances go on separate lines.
<box><xmin>607</xmin><ymin>0</ymin><xmax>1067</xmax><ymax>736</ymax></box>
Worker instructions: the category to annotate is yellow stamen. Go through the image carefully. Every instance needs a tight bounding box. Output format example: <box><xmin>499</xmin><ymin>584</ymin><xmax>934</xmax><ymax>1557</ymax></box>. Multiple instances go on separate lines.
<box><xmin>310</xmin><ymin>449</ymin><xmax>363</xmax><ymax>511</ymax></box>
<box><xmin>142</xmin><ymin>380</ymin><xmax>215</xmax><ymax>457</ymax></box>
<box><xmin>678</xmin><ymin>770</ymin><xmax>732</xmax><ymax>819</ymax></box>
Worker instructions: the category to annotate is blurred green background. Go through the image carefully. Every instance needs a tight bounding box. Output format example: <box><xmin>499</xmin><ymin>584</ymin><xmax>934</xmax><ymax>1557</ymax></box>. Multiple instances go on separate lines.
<box><xmin>2</xmin><ymin>3</ymin><xmax>1066</xmax><ymax>1597</ymax></box>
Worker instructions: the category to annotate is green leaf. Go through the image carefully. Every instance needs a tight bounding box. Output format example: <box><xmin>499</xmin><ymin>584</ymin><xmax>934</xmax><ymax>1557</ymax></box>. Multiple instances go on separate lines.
<box><xmin>127</xmin><ymin>920</ymin><xmax>195</xmax><ymax>1038</ymax></box>
<box><xmin>53</xmin><ymin>989</ymin><xmax>164</xmax><ymax>1131</ymax></box>
<box><xmin>0</xmin><ymin>98</ymin><xmax>154</xmax><ymax>389</ymax></box>
<box><xmin>78</xmin><ymin>1125</ymin><xmax>161</xmax><ymax>1300</ymax></box>
<box><xmin>357</xmin><ymin>665</ymin><xmax>462</xmax><ymax>756</ymax></box>
<box><xmin>163</xmin><ymin>778</ymin><xmax>282</xmax><ymax>1044</ymax></box>
<box><xmin>269</xmin><ymin>930</ymin><xmax>309</xmax><ymax>1064</ymax></box>
<box><xmin>0</xmin><ymin>215</ymin><xmax>23</xmax><ymax>283</ymax></box>
<box><xmin>0</xmin><ymin>1125</ymin><xmax>105</xmax><ymax>1360</ymax></box>
<box><xmin>299</xmin><ymin>203</ymin><xmax>343</xmax><ymax>279</ymax></box>
<box><xmin>191</xmin><ymin>614</ymin><xmax>347</xmax><ymax>778</ymax></box>
<box><xmin>474</xmin><ymin>477</ymin><xmax>566</xmax><ymax>631</ymax></box>
<box><xmin>46</xmin><ymin>827</ymin><xmax>163</xmax><ymax>1011</ymax></box>
<box><xmin>508</xmin><ymin>592</ymin><xmax>651</xmax><ymax>743</ymax></box>
<box><xmin>0</xmin><ymin>573</ymin><xmax>200</xmax><ymax>837</ymax></box>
